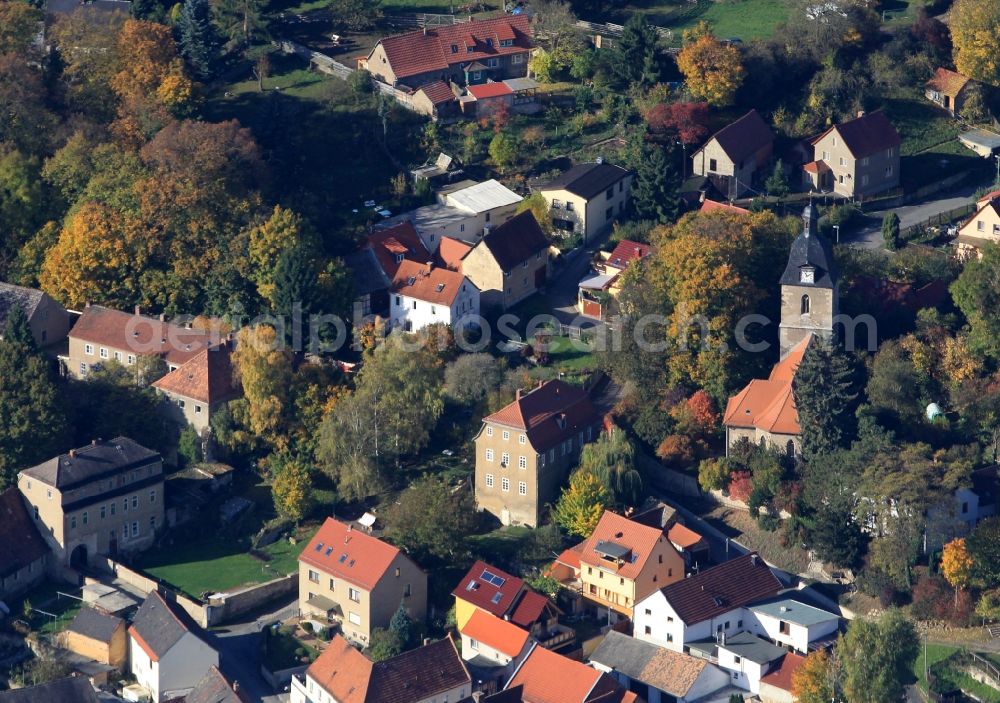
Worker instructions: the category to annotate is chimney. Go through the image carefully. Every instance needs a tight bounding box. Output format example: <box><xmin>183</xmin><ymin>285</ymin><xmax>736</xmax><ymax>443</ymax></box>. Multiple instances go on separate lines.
<box><xmin>134</xmin><ymin>305</ymin><xmax>141</xmax><ymax>316</ymax></box>
<box><xmin>91</xmin><ymin>439</ymin><xmax>97</xmax><ymax>446</ymax></box>
<box><xmin>159</xmin><ymin>313</ymin><xmax>166</xmax><ymax>322</ymax></box>
<box><xmin>347</xmin><ymin>523</ymin><xmax>353</xmax><ymax>532</ymax></box>
<box><xmin>69</xmin><ymin>449</ymin><xmax>76</xmax><ymax>458</ymax></box>
<box><xmin>426</xmin><ymin>261</ymin><xmax>435</xmax><ymax>273</ymax></box>
<box><xmin>857</xmin><ymin>110</ymin><xmax>865</xmax><ymax>118</ymax></box>
<box><xmin>516</xmin><ymin>388</ymin><xmax>522</xmax><ymax>400</ymax></box>
<box><xmin>232</xmin><ymin>682</ymin><xmax>240</xmax><ymax>693</ymax></box>
<box><xmin>750</xmin><ymin>554</ymin><xmax>759</xmax><ymax>566</ymax></box>
<box><xmin>423</xmin><ymin>26</ymin><xmax>427</xmax><ymax>35</ymax></box>
<box><xmin>423</xmin><ymin>638</ymin><xmax>431</xmax><ymax>646</ymax></box>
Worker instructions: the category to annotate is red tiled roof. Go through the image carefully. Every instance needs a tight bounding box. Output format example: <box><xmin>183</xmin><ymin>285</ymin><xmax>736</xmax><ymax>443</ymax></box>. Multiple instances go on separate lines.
<box><xmin>373</xmin><ymin>15</ymin><xmax>532</xmax><ymax>81</ymax></box>
<box><xmin>306</xmin><ymin>635</ymin><xmax>372</xmax><ymax>703</ymax></box>
<box><xmin>760</xmin><ymin>652</ymin><xmax>807</xmax><ymax>693</ymax></box>
<box><xmin>723</xmin><ymin>334</ymin><xmax>811</xmax><ymax>435</ymax></box>
<box><xmin>468</xmin><ymin>82</ymin><xmax>514</xmax><ymax>99</ymax></box>
<box><xmin>482</xmin><ymin>380</ymin><xmax>598</xmax><ymax>452</ymax></box>
<box><xmin>418</xmin><ymin>80</ymin><xmax>456</xmax><ymax>105</ymax></box>
<box><xmin>508</xmin><ymin>645</ymin><xmax>632</xmax><ymax>703</ymax></box>
<box><xmin>700</xmin><ymin>199</ymin><xmax>749</xmax><ymax>214</ymax></box>
<box><xmin>452</xmin><ymin>560</ymin><xmax>524</xmax><ymax>617</ymax></box>
<box><xmin>579</xmin><ymin>510</ymin><xmax>673</xmax><ymax>581</ymax></box>
<box><xmin>437</xmin><ymin>236</ymin><xmax>472</xmax><ymax>270</ymax></box>
<box><xmin>926</xmin><ymin>67</ymin><xmax>970</xmax><ymax>96</ymax></box>
<box><xmin>655</xmin><ymin>553</ymin><xmax>783</xmax><ymax>625</ymax></box>
<box><xmin>811</xmin><ymin>110</ymin><xmax>901</xmax><ymax>159</ymax></box>
<box><xmin>70</xmin><ymin>305</ymin><xmax>217</xmax><ymax>368</ymax></box>
<box><xmin>391</xmin><ymin>260</ymin><xmax>471</xmax><ymax>306</ymax></box>
<box><xmin>509</xmin><ymin>590</ymin><xmax>549</xmax><ymax>629</ymax></box>
<box><xmin>152</xmin><ymin>344</ymin><xmax>240</xmax><ymax>405</ymax></box>
<box><xmin>461</xmin><ymin>609</ymin><xmax>529</xmax><ymax>658</ymax></box>
<box><xmin>368</xmin><ymin>221</ymin><xmax>431</xmax><ymax>278</ymax></box>
<box><xmin>299</xmin><ymin>518</ymin><xmax>405</xmax><ymax>591</ymax></box>
<box><xmin>802</xmin><ymin>160</ymin><xmax>830</xmax><ymax>175</ymax></box>
<box><xmin>977</xmin><ymin>189</ymin><xmax>1000</xmax><ymax>208</ymax></box>
<box><xmin>667</xmin><ymin>523</ymin><xmax>706</xmax><ymax>550</ymax></box>
<box><xmin>606</xmin><ymin>240</ymin><xmax>653</xmax><ymax>269</ymax></box>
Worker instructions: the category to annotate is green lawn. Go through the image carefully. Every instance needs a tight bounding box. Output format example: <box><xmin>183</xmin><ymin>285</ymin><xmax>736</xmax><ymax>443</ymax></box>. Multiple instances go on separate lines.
<box><xmin>263</xmin><ymin>625</ymin><xmax>318</xmax><ymax>671</ymax></box>
<box><xmin>597</xmin><ymin>0</ymin><xmax>790</xmax><ymax>44</ymax></box>
<box><xmin>885</xmin><ymin>97</ymin><xmax>960</xmax><ymax>156</ymax></box>
<box><xmin>913</xmin><ymin>645</ymin><xmax>1000</xmax><ymax>702</ymax></box>
<box><xmin>536</xmin><ymin>335</ymin><xmax>600</xmax><ymax>373</ymax></box>
<box><xmin>913</xmin><ymin>643</ymin><xmax>958</xmax><ymax>693</ymax></box>
<box><xmin>138</xmin><ymin>528</ymin><xmax>313</xmax><ymax>597</ymax></box>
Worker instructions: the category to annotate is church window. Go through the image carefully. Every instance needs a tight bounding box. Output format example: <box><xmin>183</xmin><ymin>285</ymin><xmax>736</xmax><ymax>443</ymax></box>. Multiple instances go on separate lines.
<box><xmin>786</xmin><ymin>440</ymin><xmax>796</xmax><ymax>458</ymax></box>
<box><xmin>801</xmin><ymin>295</ymin><xmax>810</xmax><ymax>314</ymax></box>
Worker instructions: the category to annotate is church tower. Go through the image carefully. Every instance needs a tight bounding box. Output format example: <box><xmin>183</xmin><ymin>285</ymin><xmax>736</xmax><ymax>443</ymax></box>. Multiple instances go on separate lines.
<box><xmin>778</xmin><ymin>203</ymin><xmax>839</xmax><ymax>359</ymax></box>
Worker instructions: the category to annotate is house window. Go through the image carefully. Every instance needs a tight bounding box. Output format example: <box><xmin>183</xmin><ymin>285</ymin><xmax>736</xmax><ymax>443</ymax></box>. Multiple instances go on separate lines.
<box><xmin>412</xmin><ymin>301</ymin><xmax>417</xmax><ymax>310</ymax></box>
<box><xmin>132</xmin><ymin>495</ymin><xmax>138</xmax><ymax>509</ymax></box>
<box><xmin>780</xmin><ymin>621</ymin><xmax>790</xmax><ymax>634</ymax></box>
<box><xmin>606</xmin><ymin>187</ymin><xmax>614</xmax><ymax>200</ymax></box>
<box><xmin>709</xmin><ymin>158</ymin><xmax>717</xmax><ymax>172</ymax></box>
<box><xmin>404</xmin><ymin>583</ymin><xmax>411</xmax><ymax>597</ymax></box>
<box><xmin>565</xmin><ymin>201</ymin><xmax>574</xmax><ymax>212</ymax></box>
<box><xmin>518</xmin><ymin>481</ymin><xmax>527</xmax><ymax>496</ymax></box>
<box><xmin>518</xmin><ymin>456</ymin><xmax>527</xmax><ymax>469</ymax></box>
<box><xmin>123</xmin><ymin>498</ymin><xmax>128</xmax><ymax>513</ymax></box>
<box><xmin>667</xmin><ymin>634</ymin><xmax>673</xmax><ymax>642</ymax></box>
<box><xmin>84</xmin><ymin>344</ymin><xmax>94</xmax><ymax>355</ymax></box>
<box><xmin>79</xmin><ymin>362</ymin><xmax>87</xmax><ymax>375</ymax></box>
<box><xmin>501</xmin><ymin>477</ymin><xmax>510</xmax><ymax>492</ymax></box>
<box><xmin>71</xmin><ymin>516</ymin><xmax>76</xmax><ymax>529</ymax></box>
<box><xmin>100</xmin><ymin>506</ymin><xmax>106</xmax><ymax>519</ymax></box>
<box><xmin>349</xmin><ymin>612</ymin><xmax>361</xmax><ymax>625</ymax></box>
<box><xmin>451</xmin><ymin>44</ymin><xmax>458</xmax><ymax>53</ymax></box>
<box><xmin>512</xmin><ymin>53</ymin><xmax>523</xmax><ymax>64</ymax></box>
<box><xmin>644</xmin><ymin>625</ymin><xmax>652</xmax><ymax>635</ymax></box>
<box><xmin>470</xmin><ymin>639</ymin><xmax>479</xmax><ymax>650</ymax></box>
<box><xmin>801</xmin><ymin>295</ymin><xmax>810</xmax><ymax>314</ymax></box>
<box><xmin>114</xmin><ymin>351</ymin><xmax>122</xmax><ymax>362</ymax></box>
<box><xmin>862</xmin><ymin>157</ymin><xmax>870</xmax><ymax>166</ymax></box>
<box><xmin>838</xmin><ymin>157</ymin><xmax>845</xmax><ymax>166</ymax></box>
<box><xmin>488</xmin><ymin>58</ymin><xmax>499</xmax><ymax>68</ymax></box>
<box><xmin>548</xmin><ymin>449</ymin><xmax>554</xmax><ymax>462</ymax></box>
<box><xmin>195</xmin><ymin>405</ymin><xmax>202</xmax><ymax>414</ymax></box>
<box><xmin>127</xmin><ymin>354</ymin><xmax>135</xmax><ymax>365</ymax></box>
<box><xmin>501</xmin><ymin>452</ymin><xmax>509</xmax><ymax>466</ymax></box>
<box><xmin>100</xmin><ymin>347</ymin><xmax>108</xmax><ymax>359</ymax></box>
<box><xmin>485</xmin><ymin>473</ymin><xmax>494</xmax><ymax>487</ymax></box>
<box><xmin>502</xmin><ymin>430</ymin><xmax>510</xmax><ymax>440</ymax></box>
<box><xmin>82</xmin><ymin>511</ymin><xmax>88</xmax><ymax>525</ymax></box>
<box><xmin>132</xmin><ymin>521</ymin><xmax>139</xmax><ymax>537</ymax></box>
<box><xmin>962</xmin><ymin>501</ymin><xmax>969</xmax><ymax>514</ymax></box>
<box><xmin>978</xmin><ymin>220</ymin><xmax>985</xmax><ymax>231</ymax></box>
<box><xmin>431</xmin><ymin>306</ymin><xmax>436</xmax><ymax>315</ymax></box>
<box><xmin>861</xmin><ymin>174</ymin><xmax>869</xmax><ymax>186</ymax></box>
<box><xmin>394</xmin><ymin>295</ymin><xmax>401</xmax><ymax>306</ymax></box>
<box><xmin>110</xmin><ymin>503</ymin><xmax>115</xmax><ymax>516</ymax></box>
<box><xmin>349</xmin><ymin>587</ymin><xmax>361</xmax><ymax>602</ymax></box>
<box><xmin>178</xmin><ymin>399</ymin><xmax>186</xmax><ymax>409</ymax></box>
<box><xmin>885</xmin><ymin>164</ymin><xmax>893</xmax><ymax>177</ymax></box>
<box><xmin>606</xmin><ymin>207</ymin><xmax>613</xmax><ymax>221</ymax></box>
<box><xmin>150</xmin><ymin>516</ymin><xmax>156</xmax><ymax>531</ymax></box>
<box><xmin>308</xmin><ymin>570</ymin><xmax>319</xmax><ymax>583</ymax></box>
<box><xmin>519</xmin><ymin>434</ymin><xmax>526</xmax><ymax>444</ymax></box>
<box><xmin>486</xmin><ymin>427</ymin><xmax>493</xmax><ymax>437</ymax></box>
<box><xmin>472</xmin><ymin>71</ymin><xmax>481</xmax><ymax>80</ymax></box>
<box><xmin>552</xmin><ymin>199</ymin><xmax>562</xmax><ymax>209</ymax></box>
<box><xmin>150</xmin><ymin>490</ymin><xmax>156</xmax><ymax>504</ymax></box>
<box><xmin>486</xmin><ymin>449</ymin><xmax>494</xmax><ymax>462</ymax></box>
<box><xmin>887</xmin><ymin>147</ymin><xmax>895</xmax><ymax>157</ymax></box>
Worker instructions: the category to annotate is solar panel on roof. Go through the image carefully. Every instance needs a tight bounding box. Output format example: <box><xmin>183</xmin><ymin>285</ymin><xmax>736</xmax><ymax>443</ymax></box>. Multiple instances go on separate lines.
<box><xmin>481</xmin><ymin>569</ymin><xmax>506</xmax><ymax>587</ymax></box>
<box><xmin>491</xmin><ymin>592</ymin><xmax>503</xmax><ymax>604</ymax></box>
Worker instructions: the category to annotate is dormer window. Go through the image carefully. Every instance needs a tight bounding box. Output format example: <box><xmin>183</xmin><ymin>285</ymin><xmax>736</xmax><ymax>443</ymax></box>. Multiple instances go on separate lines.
<box><xmin>395</xmin><ymin>253</ymin><xmax>404</xmax><ymax>264</ymax></box>
<box><xmin>451</xmin><ymin>44</ymin><xmax>458</xmax><ymax>53</ymax></box>
<box><xmin>800</xmin><ymin>266</ymin><xmax>815</xmax><ymax>284</ymax></box>
<box><xmin>485</xmin><ymin>38</ymin><xmax>493</xmax><ymax>47</ymax></box>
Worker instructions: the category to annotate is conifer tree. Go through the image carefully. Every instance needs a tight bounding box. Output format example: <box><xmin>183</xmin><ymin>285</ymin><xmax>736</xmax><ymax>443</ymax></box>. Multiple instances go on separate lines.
<box><xmin>4</xmin><ymin>305</ymin><xmax>36</xmax><ymax>353</ymax></box>
<box><xmin>629</xmin><ymin>133</ymin><xmax>682</xmax><ymax>224</ymax></box>
<box><xmin>177</xmin><ymin>0</ymin><xmax>218</xmax><ymax>80</ymax></box>
<box><xmin>792</xmin><ymin>338</ymin><xmax>859</xmax><ymax>460</ymax></box>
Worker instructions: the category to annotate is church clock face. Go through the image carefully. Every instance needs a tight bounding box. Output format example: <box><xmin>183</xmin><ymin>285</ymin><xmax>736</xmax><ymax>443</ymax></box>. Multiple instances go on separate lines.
<box><xmin>800</xmin><ymin>268</ymin><xmax>815</xmax><ymax>284</ymax></box>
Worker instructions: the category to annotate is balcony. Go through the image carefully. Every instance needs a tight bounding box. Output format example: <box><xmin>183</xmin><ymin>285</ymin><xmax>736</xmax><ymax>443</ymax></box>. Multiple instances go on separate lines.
<box><xmin>536</xmin><ymin>623</ymin><xmax>576</xmax><ymax>650</ymax></box>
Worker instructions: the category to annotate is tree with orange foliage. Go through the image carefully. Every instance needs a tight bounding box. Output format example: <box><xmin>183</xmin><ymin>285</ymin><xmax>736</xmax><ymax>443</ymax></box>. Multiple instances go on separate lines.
<box><xmin>676</xmin><ymin>34</ymin><xmax>744</xmax><ymax>107</ymax></box>
<box><xmin>727</xmin><ymin>470</ymin><xmax>752</xmax><ymax>503</ymax></box>
<box><xmin>656</xmin><ymin>434</ymin><xmax>694</xmax><ymax>467</ymax></box>
<box><xmin>791</xmin><ymin>649</ymin><xmax>836</xmax><ymax>703</ymax></box>
<box><xmin>941</xmin><ymin>537</ymin><xmax>974</xmax><ymax>605</ymax></box>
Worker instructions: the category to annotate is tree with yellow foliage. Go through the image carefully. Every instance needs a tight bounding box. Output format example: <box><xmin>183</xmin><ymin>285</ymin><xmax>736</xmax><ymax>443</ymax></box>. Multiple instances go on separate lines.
<box><xmin>39</xmin><ymin>203</ymin><xmax>154</xmax><ymax>308</ymax></box>
<box><xmin>791</xmin><ymin>649</ymin><xmax>836</xmax><ymax>703</ymax></box>
<box><xmin>676</xmin><ymin>33</ymin><xmax>744</xmax><ymax>106</ymax></box>
<box><xmin>951</xmin><ymin>0</ymin><xmax>1000</xmax><ymax>86</ymax></box>
<box><xmin>553</xmin><ymin>469</ymin><xmax>612</xmax><ymax>538</ymax></box>
<box><xmin>231</xmin><ymin>325</ymin><xmax>293</xmax><ymax>451</ymax></box>
<box><xmin>941</xmin><ymin>537</ymin><xmax>974</xmax><ymax>605</ymax></box>
<box><xmin>270</xmin><ymin>453</ymin><xmax>314</xmax><ymax>524</ymax></box>
<box><xmin>249</xmin><ymin>206</ymin><xmax>311</xmax><ymax>306</ymax></box>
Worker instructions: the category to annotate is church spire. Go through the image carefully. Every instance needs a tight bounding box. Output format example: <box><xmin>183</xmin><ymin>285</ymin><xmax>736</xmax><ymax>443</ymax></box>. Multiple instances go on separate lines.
<box><xmin>802</xmin><ymin>202</ymin><xmax>818</xmax><ymax>238</ymax></box>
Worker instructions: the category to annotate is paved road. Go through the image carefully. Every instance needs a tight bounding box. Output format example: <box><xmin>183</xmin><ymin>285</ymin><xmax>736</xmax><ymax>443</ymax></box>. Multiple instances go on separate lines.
<box><xmin>545</xmin><ymin>232</ymin><xmax>613</xmax><ymax>328</ymax></box>
<box><xmin>845</xmin><ymin>182</ymin><xmax>983</xmax><ymax>249</ymax></box>
<box><xmin>208</xmin><ymin>596</ymin><xmax>299</xmax><ymax>703</ymax></box>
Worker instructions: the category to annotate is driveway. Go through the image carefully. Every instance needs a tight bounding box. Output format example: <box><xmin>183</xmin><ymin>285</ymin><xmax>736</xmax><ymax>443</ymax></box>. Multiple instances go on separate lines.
<box><xmin>846</xmin><ymin>182</ymin><xmax>983</xmax><ymax>249</ymax></box>
<box><xmin>207</xmin><ymin>596</ymin><xmax>299</xmax><ymax>703</ymax></box>
<box><xmin>545</xmin><ymin>232</ymin><xmax>613</xmax><ymax>328</ymax></box>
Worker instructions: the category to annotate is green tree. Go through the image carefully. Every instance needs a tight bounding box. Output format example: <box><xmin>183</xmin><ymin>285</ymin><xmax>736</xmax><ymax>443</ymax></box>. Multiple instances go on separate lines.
<box><xmin>389</xmin><ymin>602</ymin><xmax>414</xmax><ymax>648</ymax></box>
<box><xmin>444</xmin><ymin>353</ymin><xmax>505</xmax><ymax>406</ymax></box>
<box><xmin>698</xmin><ymin>457</ymin><xmax>731</xmax><ymax>492</ymax></box>
<box><xmin>177</xmin><ymin>0</ymin><xmax>218</xmax><ymax>79</ymax></box>
<box><xmin>838</xmin><ymin>609</ymin><xmax>919</xmax><ymax>703</ymax></box>
<box><xmin>881</xmin><ymin>211</ymin><xmax>900</xmax><ymax>250</ymax></box>
<box><xmin>0</xmin><ymin>2</ymin><xmax>44</xmax><ymax>55</ymax></box>
<box><xmin>178</xmin><ymin>425</ymin><xmax>202</xmax><ymax>466</ymax></box>
<box><xmin>4</xmin><ymin>305</ymin><xmax>36</xmax><ymax>353</ymax></box>
<box><xmin>271</xmin><ymin>244</ymin><xmax>321</xmax><ymax>323</ymax></box>
<box><xmin>629</xmin><ymin>133</ymin><xmax>682</xmax><ymax>224</ymax></box>
<box><xmin>966</xmin><ymin>516</ymin><xmax>1000</xmax><ymax>587</ymax></box>
<box><xmin>764</xmin><ymin>160</ymin><xmax>789</xmax><ymax>197</ymax></box>
<box><xmin>809</xmin><ymin>502</ymin><xmax>866</xmax><ymax>568</ymax></box>
<box><xmin>950</xmin><ymin>243</ymin><xmax>1000</xmax><ymax>359</ymax></box>
<box><xmin>578</xmin><ymin>429</ymin><xmax>643</xmax><ymax>507</ymax></box>
<box><xmin>347</xmin><ymin>69</ymin><xmax>373</xmax><ymax>104</ymax></box>
<box><xmin>612</xmin><ymin>14</ymin><xmax>663</xmax><ymax>89</ymax></box>
<box><xmin>384</xmin><ymin>474</ymin><xmax>477</xmax><ymax>561</ymax></box>
<box><xmin>792</xmin><ymin>339</ymin><xmax>858</xmax><ymax>459</ymax></box>
<box><xmin>515</xmin><ymin>193</ymin><xmax>554</xmax><ymax>236</ymax></box>
<box><xmin>271</xmin><ymin>454</ymin><xmax>314</xmax><ymax>524</ymax></box>
<box><xmin>213</xmin><ymin>0</ymin><xmax>267</xmax><ymax>51</ymax></box>
<box><xmin>368</xmin><ymin>628</ymin><xmax>404</xmax><ymax>661</ymax></box>
<box><xmin>488</xmin><ymin>132</ymin><xmax>517</xmax><ymax>174</ymax></box>
<box><xmin>0</xmin><ymin>340</ymin><xmax>70</xmax><ymax>489</ymax></box>
<box><xmin>553</xmin><ymin>469</ymin><xmax>612</xmax><ymax>538</ymax></box>
<box><xmin>330</xmin><ymin>0</ymin><xmax>382</xmax><ymax>30</ymax></box>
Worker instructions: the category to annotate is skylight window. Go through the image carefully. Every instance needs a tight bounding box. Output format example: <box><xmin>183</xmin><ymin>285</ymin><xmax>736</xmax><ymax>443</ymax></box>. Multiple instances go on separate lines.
<box><xmin>491</xmin><ymin>593</ymin><xmax>503</xmax><ymax>604</ymax></box>
<box><xmin>315</xmin><ymin>542</ymin><xmax>324</xmax><ymax>552</ymax></box>
<box><xmin>466</xmin><ymin>580</ymin><xmax>478</xmax><ymax>591</ymax></box>
<box><xmin>325</xmin><ymin>547</ymin><xmax>334</xmax><ymax>556</ymax></box>
<box><xmin>339</xmin><ymin>554</ymin><xmax>348</xmax><ymax>563</ymax></box>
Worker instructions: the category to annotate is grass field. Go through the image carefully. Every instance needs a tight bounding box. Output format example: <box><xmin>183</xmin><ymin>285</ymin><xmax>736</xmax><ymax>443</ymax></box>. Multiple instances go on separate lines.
<box><xmin>138</xmin><ymin>530</ymin><xmax>311</xmax><ymax>597</ymax></box>
<box><xmin>600</xmin><ymin>0</ymin><xmax>791</xmax><ymax>44</ymax></box>
<box><xmin>913</xmin><ymin>645</ymin><xmax>1000</xmax><ymax>702</ymax></box>
<box><xmin>913</xmin><ymin>643</ymin><xmax>958</xmax><ymax>692</ymax></box>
